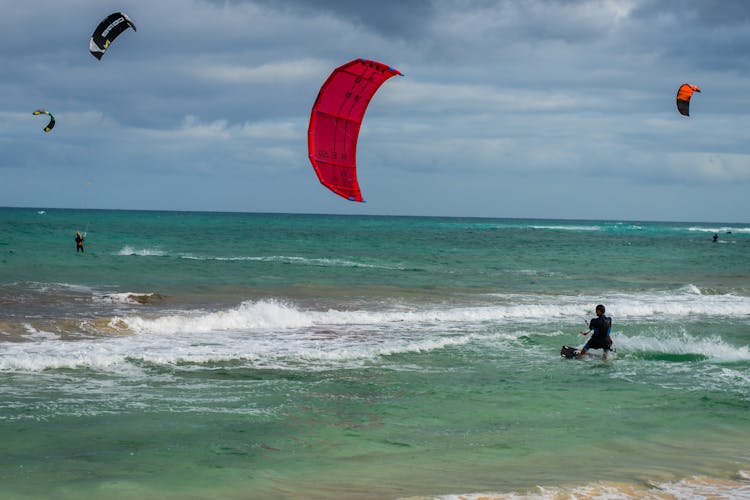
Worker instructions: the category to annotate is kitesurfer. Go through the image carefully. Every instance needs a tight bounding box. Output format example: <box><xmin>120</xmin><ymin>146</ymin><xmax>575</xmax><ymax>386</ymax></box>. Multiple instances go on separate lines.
<box><xmin>75</xmin><ymin>232</ymin><xmax>84</xmax><ymax>253</ymax></box>
<box><xmin>577</xmin><ymin>304</ymin><xmax>612</xmax><ymax>359</ymax></box>
<box><xmin>712</xmin><ymin>233</ymin><xmax>719</xmax><ymax>243</ymax></box>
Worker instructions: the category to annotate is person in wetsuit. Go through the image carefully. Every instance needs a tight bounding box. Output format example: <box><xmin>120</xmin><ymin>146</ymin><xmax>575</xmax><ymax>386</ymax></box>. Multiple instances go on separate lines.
<box><xmin>75</xmin><ymin>232</ymin><xmax>84</xmax><ymax>253</ymax></box>
<box><xmin>577</xmin><ymin>304</ymin><xmax>612</xmax><ymax>359</ymax></box>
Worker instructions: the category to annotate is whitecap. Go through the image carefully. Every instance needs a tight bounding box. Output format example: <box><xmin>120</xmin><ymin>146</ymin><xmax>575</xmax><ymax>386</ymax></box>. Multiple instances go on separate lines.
<box><xmin>93</xmin><ymin>292</ymin><xmax>162</xmax><ymax>305</ymax></box>
<box><xmin>116</xmin><ymin>246</ymin><xmax>167</xmax><ymax>257</ymax></box>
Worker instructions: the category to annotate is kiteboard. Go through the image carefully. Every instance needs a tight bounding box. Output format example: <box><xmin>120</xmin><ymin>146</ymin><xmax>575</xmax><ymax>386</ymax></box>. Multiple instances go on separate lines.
<box><xmin>560</xmin><ymin>345</ymin><xmax>580</xmax><ymax>359</ymax></box>
<box><xmin>561</xmin><ymin>345</ymin><xmax>615</xmax><ymax>360</ymax></box>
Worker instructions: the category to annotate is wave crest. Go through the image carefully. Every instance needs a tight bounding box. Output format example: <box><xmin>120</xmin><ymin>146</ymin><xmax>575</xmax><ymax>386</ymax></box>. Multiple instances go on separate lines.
<box><xmin>116</xmin><ymin>246</ymin><xmax>166</xmax><ymax>257</ymax></box>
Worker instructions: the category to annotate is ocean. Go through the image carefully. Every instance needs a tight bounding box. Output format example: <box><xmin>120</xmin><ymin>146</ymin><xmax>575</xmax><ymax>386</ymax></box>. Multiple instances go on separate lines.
<box><xmin>1</xmin><ymin>207</ymin><xmax>748</xmax><ymax>499</ymax></box>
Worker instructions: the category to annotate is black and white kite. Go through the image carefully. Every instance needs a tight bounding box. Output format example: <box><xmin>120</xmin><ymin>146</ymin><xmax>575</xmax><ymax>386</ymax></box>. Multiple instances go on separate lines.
<box><xmin>89</xmin><ymin>12</ymin><xmax>136</xmax><ymax>60</ymax></box>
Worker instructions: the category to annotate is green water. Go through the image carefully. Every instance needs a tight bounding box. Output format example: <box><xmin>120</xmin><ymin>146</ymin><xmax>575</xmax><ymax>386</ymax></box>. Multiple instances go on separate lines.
<box><xmin>0</xmin><ymin>208</ymin><xmax>748</xmax><ymax>498</ymax></box>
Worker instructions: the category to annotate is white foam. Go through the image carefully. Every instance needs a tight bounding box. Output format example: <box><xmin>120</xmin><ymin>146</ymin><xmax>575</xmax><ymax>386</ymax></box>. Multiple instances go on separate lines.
<box><xmin>116</xmin><ymin>246</ymin><xmax>167</xmax><ymax>257</ymax></box>
<box><xmin>0</xmin><ymin>337</ymin><xmax>127</xmax><ymax>372</ymax></box>
<box><xmin>100</xmin><ymin>286</ymin><xmax>750</xmax><ymax>337</ymax></box>
<box><xmin>93</xmin><ymin>292</ymin><xmax>156</xmax><ymax>305</ymax></box>
<box><xmin>437</xmin><ymin>474</ymin><xmax>750</xmax><ymax>499</ymax></box>
<box><xmin>688</xmin><ymin>225</ymin><xmax>750</xmax><ymax>234</ymax></box>
<box><xmin>617</xmin><ymin>331</ymin><xmax>750</xmax><ymax>363</ymax></box>
<box><xmin>653</xmin><ymin>476</ymin><xmax>750</xmax><ymax>499</ymax></box>
<box><xmin>0</xmin><ymin>320</ymin><xmax>479</xmax><ymax>373</ymax></box>
<box><xmin>0</xmin><ymin>296</ymin><xmax>516</xmax><ymax>373</ymax></box>
<box><xmin>488</xmin><ymin>286</ymin><xmax>750</xmax><ymax>320</ymax></box>
<box><xmin>108</xmin><ymin>300</ymin><xmax>580</xmax><ymax>336</ymax></box>
<box><xmin>21</xmin><ymin>323</ymin><xmax>59</xmax><ymax>340</ymax></box>
<box><xmin>3</xmin><ymin>287</ymin><xmax>749</xmax><ymax>374</ymax></box>
<box><xmin>113</xmin><ymin>299</ymin><xmax>313</xmax><ymax>334</ymax></box>
<box><xmin>529</xmin><ymin>224</ymin><xmax>602</xmax><ymax>231</ymax></box>
<box><xmin>27</xmin><ymin>281</ymin><xmax>94</xmax><ymax>293</ymax></box>
<box><xmin>179</xmin><ymin>254</ymin><xmax>404</xmax><ymax>270</ymax></box>
<box><xmin>601</xmin><ymin>287</ymin><xmax>750</xmax><ymax>319</ymax></box>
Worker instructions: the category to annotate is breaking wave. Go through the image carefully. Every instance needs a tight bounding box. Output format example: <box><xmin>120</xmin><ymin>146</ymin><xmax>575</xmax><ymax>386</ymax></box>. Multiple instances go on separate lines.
<box><xmin>2</xmin><ymin>284</ymin><xmax>750</xmax><ymax>373</ymax></box>
<box><xmin>116</xmin><ymin>246</ymin><xmax>167</xmax><ymax>257</ymax></box>
<box><xmin>437</xmin><ymin>472</ymin><xmax>750</xmax><ymax>500</ymax></box>
<box><xmin>115</xmin><ymin>248</ymin><xmax>405</xmax><ymax>269</ymax></box>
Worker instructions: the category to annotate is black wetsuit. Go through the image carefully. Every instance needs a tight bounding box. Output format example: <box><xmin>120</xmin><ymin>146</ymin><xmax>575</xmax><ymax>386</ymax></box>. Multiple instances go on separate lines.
<box><xmin>75</xmin><ymin>234</ymin><xmax>84</xmax><ymax>253</ymax></box>
<box><xmin>584</xmin><ymin>315</ymin><xmax>612</xmax><ymax>351</ymax></box>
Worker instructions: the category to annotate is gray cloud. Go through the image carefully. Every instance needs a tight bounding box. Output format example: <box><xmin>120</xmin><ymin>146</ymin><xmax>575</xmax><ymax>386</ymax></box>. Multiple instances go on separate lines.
<box><xmin>213</xmin><ymin>0</ymin><xmax>436</xmax><ymax>38</ymax></box>
<box><xmin>0</xmin><ymin>0</ymin><xmax>749</xmax><ymax>221</ymax></box>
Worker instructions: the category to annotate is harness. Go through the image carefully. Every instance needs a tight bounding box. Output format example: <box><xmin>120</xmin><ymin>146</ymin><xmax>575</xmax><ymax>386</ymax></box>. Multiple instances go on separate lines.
<box><xmin>591</xmin><ymin>315</ymin><xmax>611</xmax><ymax>339</ymax></box>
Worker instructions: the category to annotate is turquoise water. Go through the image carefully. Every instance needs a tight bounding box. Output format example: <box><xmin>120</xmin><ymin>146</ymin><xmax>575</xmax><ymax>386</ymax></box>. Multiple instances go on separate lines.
<box><xmin>1</xmin><ymin>208</ymin><xmax>749</xmax><ymax>498</ymax></box>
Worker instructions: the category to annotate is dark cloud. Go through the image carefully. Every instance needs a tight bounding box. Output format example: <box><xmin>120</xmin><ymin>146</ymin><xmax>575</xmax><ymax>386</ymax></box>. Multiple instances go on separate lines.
<box><xmin>210</xmin><ymin>0</ymin><xmax>436</xmax><ymax>37</ymax></box>
<box><xmin>632</xmin><ymin>0</ymin><xmax>750</xmax><ymax>27</ymax></box>
<box><xmin>628</xmin><ymin>0</ymin><xmax>750</xmax><ymax>71</ymax></box>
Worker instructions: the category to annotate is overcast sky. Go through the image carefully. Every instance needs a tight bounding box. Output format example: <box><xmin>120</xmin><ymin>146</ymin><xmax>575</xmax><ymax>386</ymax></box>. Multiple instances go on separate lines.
<box><xmin>1</xmin><ymin>0</ymin><xmax>749</xmax><ymax>222</ymax></box>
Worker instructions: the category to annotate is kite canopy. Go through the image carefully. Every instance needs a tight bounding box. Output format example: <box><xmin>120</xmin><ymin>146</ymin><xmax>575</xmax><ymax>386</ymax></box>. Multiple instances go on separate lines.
<box><xmin>32</xmin><ymin>109</ymin><xmax>55</xmax><ymax>132</ymax></box>
<box><xmin>307</xmin><ymin>59</ymin><xmax>402</xmax><ymax>202</ymax></box>
<box><xmin>676</xmin><ymin>83</ymin><xmax>701</xmax><ymax>116</ymax></box>
<box><xmin>89</xmin><ymin>12</ymin><xmax>136</xmax><ymax>60</ymax></box>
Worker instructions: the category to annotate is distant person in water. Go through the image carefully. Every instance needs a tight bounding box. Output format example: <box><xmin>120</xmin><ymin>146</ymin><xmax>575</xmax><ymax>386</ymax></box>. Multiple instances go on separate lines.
<box><xmin>713</xmin><ymin>233</ymin><xmax>719</xmax><ymax>243</ymax></box>
<box><xmin>577</xmin><ymin>304</ymin><xmax>612</xmax><ymax>359</ymax></box>
<box><xmin>75</xmin><ymin>232</ymin><xmax>84</xmax><ymax>253</ymax></box>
